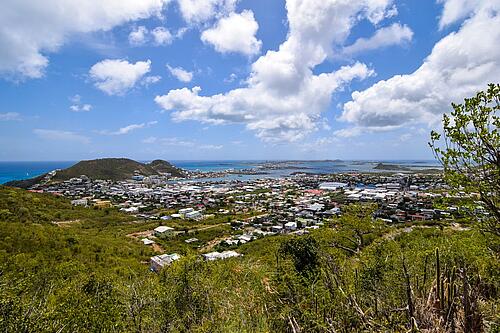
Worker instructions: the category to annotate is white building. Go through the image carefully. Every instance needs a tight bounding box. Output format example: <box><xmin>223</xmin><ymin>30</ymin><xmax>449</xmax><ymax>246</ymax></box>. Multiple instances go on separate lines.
<box><xmin>285</xmin><ymin>222</ymin><xmax>297</xmax><ymax>230</ymax></box>
<box><xmin>179</xmin><ymin>208</ymin><xmax>194</xmax><ymax>217</ymax></box>
<box><xmin>185</xmin><ymin>210</ymin><xmax>203</xmax><ymax>220</ymax></box>
<box><xmin>71</xmin><ymin>198</ymin><xmax>88</xmax><ymax>206</ymax></box>
<box><xmin>319</xmin><ymin>182</ymin><xmax>348</xmax><ymax>190</ymax></box>
<box><xmin>142</xmin><ymin>238</ymin><xmax>155</xmax><ymax>245</ymax></box>
<box><xmin>271</xmin><ymin>225</ymin><xmax>284</xmax><ymax>233</ymax></box>
<box><xmin>202</xmin><ymin>251</ymin><xmax>241</xmax><ymax>261</ymax></box>
<box><xmin>150</xmin><ymin>253</ymin><xmax>180</xmax><ymax>272</ymax></box>
<box><xmin>154</xmin><ymin>226</ymin><xmax>174</xmax><ymax>237</ymax></box>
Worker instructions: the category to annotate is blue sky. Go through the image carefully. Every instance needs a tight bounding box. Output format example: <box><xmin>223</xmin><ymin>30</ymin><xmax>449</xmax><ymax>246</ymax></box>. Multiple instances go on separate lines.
<box><xmin>0</xmin><ymin>0</ymin><xmax>498</xmax><ymax>161</ymax></box>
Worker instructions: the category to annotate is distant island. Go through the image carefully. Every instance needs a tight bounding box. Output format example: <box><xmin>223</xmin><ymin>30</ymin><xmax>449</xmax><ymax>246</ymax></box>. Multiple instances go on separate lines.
<box><xmin>5</xmin><ymin>158</ymin><xmax>186</xmax><ymax>188</ymax></box>
<box><xmin>373</xmin><ymin>162</ymin><xmax>411</xmax><ymax>171</ymax></box>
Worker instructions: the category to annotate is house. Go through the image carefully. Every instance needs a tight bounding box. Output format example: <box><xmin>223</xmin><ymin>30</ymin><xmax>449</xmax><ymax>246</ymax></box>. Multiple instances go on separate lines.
<box><xmin>238</xmin><ymin>234</ymin><xmax>253</xmax><ymax>243</ymax></box>
<box><xmin>121</xmin><ymin>207</ymin><xmax>138</xmax><ymax>213</ymax></box>
<box><xmin>154</xmin><ymin>225</ymin><xmax>174</xmax><ymax>237</ymax></box>
<box><xmin>185</xmin><ymin>210</ymin><xmax>203</xmax><ymax>220</ymax></box>
<box><xmin>71</xmin><ymin>198</ymin><xmax>88</xmax><ymax>206</ymax></box>
<box><xmin>306</xmin><ymin>203</ymin><xmax>324</xmax><ymax>212</ymax></box>
<box><xmin>285</xmin><ymin>221</ymin><xmax>297</xmax><ymax>231</ymax></box>
<box><xmin>179</xmin><ymin>207</ymin><xmax>194</xmax><ymax>217</ymax></box>
<box><xmin>202</xmin><ymin>251</ymin><xmax>241</xmax><ymax>261</ymax></box>
<box><xmin>141</xmin><ymin>238</ymin><xmax>155</xmax><ymax>245</ymax></box>
<box><xmin>271</xmin><ymin>225</ymin><xmax>283</xmax><ymax>233</ymax></box>
<box><xmin>319</xmin><ymin>182</ymin><xmax>348</xmax><ymax>190</ymax></box>
<box><xmin>150</xmin><ymin>253</ymin><xmax>180</xmax><ymax>272</ymax></box>
<box><xmin>93</xmin><ymin>199</ymin><xmax>112</xmax><ymax>208</ymax></box>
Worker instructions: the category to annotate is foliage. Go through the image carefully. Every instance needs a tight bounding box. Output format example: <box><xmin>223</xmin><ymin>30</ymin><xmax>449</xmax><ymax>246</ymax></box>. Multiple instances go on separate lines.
<box><xmin>0</xmin><ymin>187</ymin><xmax>499</xmax><ymax>332</ymax></box>
<box><xmin>279</xmin><ymin>236</ymin><xmax>319</xmax><ymax>276</ymax></box>
<box><xmin>430</xmin><ymin>83</ymin><xmax>500</xmax><ymax>235</ymax></box>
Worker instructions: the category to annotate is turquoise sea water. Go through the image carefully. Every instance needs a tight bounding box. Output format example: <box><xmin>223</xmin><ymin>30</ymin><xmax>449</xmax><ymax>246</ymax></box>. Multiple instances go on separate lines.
<box><xmin>0</xmin><ymin>160</ymin><xmax>441</xmax><ymax>184</ymax></box>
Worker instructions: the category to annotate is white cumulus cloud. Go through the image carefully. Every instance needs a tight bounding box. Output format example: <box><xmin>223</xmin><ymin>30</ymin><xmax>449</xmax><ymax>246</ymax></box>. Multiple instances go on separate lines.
<box><xmin>89</xmin><ymin>59</ymin><xmax>152</xmax><ymax>95</ymax></box>
<box><xmin>129</xmin><ymin>26</ymin><xmax>149</xmax><ymax>45</ymax></box>
<box><xmin>201</xmin><ymin>10</ymin><xmax>262</xmax><ymax>56</ymax></box>
<box><xmin>151</xmin><ymin>27</ymin><xmax>174</xmax><ymax>45</ymax></box>
<box><xmin>437</xmin><ymin>0</ymin><xmax>493</xmax><ymax>28</ymax></box>
<box><xmin>340</xmin><ymin>3</ymin><xmax>500</xmax><ymax>133</ymax></box>
<box><xmin>176</xmin><ymin>0</ymin><xmax>237</xmax><ymax>24</ymax></box>
<box><xmin>69</xmin><ymin>94</ymin><xmax>92</xmax><ymax>112</ymax></box>
<box><xmin>0</xmin><ymin>0</ymin><xmax>170</xmax><ymax>79</ymax></box>
<box><xmin>167</xmin><ymin>65</ymin><xmax>193</xmax><ymax>82</ymax></box>
<box><xmin>342</xmin><ymin>23</ymin><xmax>413</xmax><ymax>55</ymax></box>
<box><xmin>156</xmin><ymin>0</ymin><xmax>394</xmax><ymax>142</ymax></box>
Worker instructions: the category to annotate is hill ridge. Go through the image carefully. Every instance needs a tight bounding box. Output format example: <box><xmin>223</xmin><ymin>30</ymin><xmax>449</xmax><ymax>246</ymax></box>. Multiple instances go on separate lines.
<box><xmin>5</xmin><ymin>158</ymin><xmax>185</xmax><ymax>188</ymax></box>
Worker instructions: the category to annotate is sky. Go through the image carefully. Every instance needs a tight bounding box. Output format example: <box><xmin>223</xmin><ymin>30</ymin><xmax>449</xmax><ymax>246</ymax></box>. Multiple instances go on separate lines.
<box><xmin>0</xmin><ymin>0</ymin><xmax>498</xmax><ymax>161</ymax></box>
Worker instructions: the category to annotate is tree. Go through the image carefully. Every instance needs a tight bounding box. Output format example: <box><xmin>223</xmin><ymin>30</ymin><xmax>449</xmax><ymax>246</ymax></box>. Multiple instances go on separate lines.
<box><xmin>279</xmin><ymin>236</ymin><xmax>319</xmax><ymax>276</ymax></box>
<box><xmin>430</xmin><ymin>83</ymin><xmax>499</xmax><ymax>236</ymax></box>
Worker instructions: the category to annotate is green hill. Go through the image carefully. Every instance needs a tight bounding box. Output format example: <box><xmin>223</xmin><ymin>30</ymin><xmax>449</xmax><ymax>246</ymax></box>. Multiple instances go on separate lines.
<box><xmin>5</xmin><ymin>158</ymin><xmax>186</xmax><ymax>188</ymax></box>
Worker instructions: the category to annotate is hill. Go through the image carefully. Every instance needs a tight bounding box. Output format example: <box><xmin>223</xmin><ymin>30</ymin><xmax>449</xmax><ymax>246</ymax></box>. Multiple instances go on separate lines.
<box><xmin>373</xmin><ymin>162</ymin><xmax>411</xmax><ymax>171</ymax></box>
<box><xmin>52</xmin><ymin>158</ymin><xmax>185</xmax><ymax>181</ymax></box>
<box><xmin>5</xmin><ymin>158</ymin><xmax>186</xmax><ymax>188</ymax></box>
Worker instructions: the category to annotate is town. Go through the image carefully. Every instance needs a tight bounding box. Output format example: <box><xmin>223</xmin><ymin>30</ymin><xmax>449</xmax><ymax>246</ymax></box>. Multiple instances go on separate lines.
<box><xmin>24</xmin><ymin>167</ymin><xmax>487</xmax><ymax>272</ymax></box>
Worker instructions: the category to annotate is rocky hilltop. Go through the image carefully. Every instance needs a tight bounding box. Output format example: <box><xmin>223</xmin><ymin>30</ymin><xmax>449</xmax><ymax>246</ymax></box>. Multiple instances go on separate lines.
<box><xmin>5</xmin><ymin>158</ymin><xmax>185</xmax><ymax>188</ymax></box>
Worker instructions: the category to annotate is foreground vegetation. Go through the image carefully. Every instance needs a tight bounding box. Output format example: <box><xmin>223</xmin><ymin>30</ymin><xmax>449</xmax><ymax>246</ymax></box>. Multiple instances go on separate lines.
<box><xmin>0</xmin><ymin>186</ymin><xmax>498</xmax><ymax>332</ymax></box>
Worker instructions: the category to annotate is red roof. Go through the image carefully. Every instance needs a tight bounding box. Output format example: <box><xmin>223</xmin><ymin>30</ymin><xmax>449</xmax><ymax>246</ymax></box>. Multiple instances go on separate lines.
<box><xmin>305</xmin><ymin>189</ymin><xmax>323</xmax><ymax>195</ymax></box>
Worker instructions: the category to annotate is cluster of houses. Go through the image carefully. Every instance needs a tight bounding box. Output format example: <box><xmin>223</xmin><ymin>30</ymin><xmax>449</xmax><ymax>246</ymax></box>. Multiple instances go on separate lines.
<box><xmin>39</xmin><ymin>170</ymin><xmax>471</xmax><ymax>229</ymax></box>
<box><xmin>28</xmin><ymin>168</ymin><xmax>488</xmax><ymax>272</ymax></box>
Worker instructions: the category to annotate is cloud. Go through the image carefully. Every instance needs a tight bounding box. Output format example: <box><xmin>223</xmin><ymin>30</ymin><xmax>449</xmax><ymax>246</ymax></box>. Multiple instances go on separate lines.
<box><xmin>298</xmin><ymin>136</ymin><xmax>340</xmax><ymax>152</ymax></box>
<box><xmin>156</xmin><ymin>0</ymin><xmax>394</xmax><ymax>142</ymax></box>
<box><xmin>70</xmin><ymin>104</ymin><xmax>92</xmax><ymax>112</ymax></box>
<box><xmin>224</xmin><ymin>73</ymin><xmax>238</xmax><ymax>83</ymax></box>
<box><xmin>142</xmin><ymin>136</ymin><xmax>222</xmax><ymax>149</ymax></box>
<box><xmin>69</xmin><ymin>94</ymin><xmax>92</xmax><ymax>112</ymax></box>
<box><xmin>167</xmin><ymin>65</ymin><xmax>193</xmax><ymax>82</ymax></box>
<box><xmin>70</xmin><ymin>94</ymin><xmax>81</xmax><ymax>103</ymax></box>
<box><xmin>437</xmin><ymin>0</ymin><xmax>491</xmax><ymax>29</ymax></box>
<box><xmin>129</xmin><ymin>26</ymin><xmax>149</xmax><ymax>45</ymax></box>
<box><xmin>0</xmin><ymin>112</ymin><xmax>22</xmax><ymax>121</ymax></box>
<box><xmin>334</xmin><ymin>125</ymin><xmax>401</xmax><ymax>138</ymax></box>
<box><xmin>143</xmin><ymin>136</ymin><xmax>195</xmax><ymax>146</ymax></box>
<box><xmin>151</xmin><ymin>26</ymin><xmax>173</xmax><ymax>45</ymax></box>
<box><xmin>201</xmin><ymin>10</ymin><xmax>262</xmax><ymax>55</ymax></box>
<box><xmin>101</xmin><ymin>121</ymin><xmax>158</xmax><ymax>135</ymax></box>
<box><xmin>34</xmin><ymin>129</ymin><xmax>90</xmax><ymax>144</ymax></box>
<box><xmin>199</xmin><ymin>144</ymin><xmax>223</xmax><ymax>150</ymax></box>
<box><xmin>89</xmin><ymin>59</ymin><xmax>152</xmax><ymax>95</ymax></box>
<box><xmin>340</xmin><ymin>3</ymin><xmax>500</xmax><ymax>134</ymax></box>
<box><xmin>342</xmin><ymin>23</ymin><xmax>413</xmax><ymax>55</ymax></box>
<box><xmin>141</xmin><ymin>75</ymin><xmax>162</xmax><ymax>86</ymax></box>
<box><xmin>0</xmin><ymin>0</ymin><xmax>170</xmax><ymax>79</ymax></box>
<box><xmin>176</xmin><ymin>0</ymin><xmax>237</xmax><ymax>24</ymax></box>
<box><xmin>129</xmin><ymin>26</ymin><xmax>181</xmax><ymax>46</ymax></box>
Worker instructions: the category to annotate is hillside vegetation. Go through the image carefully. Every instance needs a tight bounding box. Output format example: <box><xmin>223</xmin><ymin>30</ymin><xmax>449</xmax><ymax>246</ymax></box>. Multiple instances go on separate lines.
<box><xmin>53</xmin><ymin>158</ymin><xmax>185</xmax><ymax>181</ymax></box>
<box><xmin>0</xmin><ymin>186</ymin><xmax>498</xmax><ymax>332</ymax></box>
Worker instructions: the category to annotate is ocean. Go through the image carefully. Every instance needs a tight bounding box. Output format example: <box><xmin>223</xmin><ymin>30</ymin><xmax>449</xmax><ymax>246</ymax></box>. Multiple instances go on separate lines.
<box><xmin>0</xmin><ymin>160</ymin><xmax>441</xmax><ymax>185</ymax></box>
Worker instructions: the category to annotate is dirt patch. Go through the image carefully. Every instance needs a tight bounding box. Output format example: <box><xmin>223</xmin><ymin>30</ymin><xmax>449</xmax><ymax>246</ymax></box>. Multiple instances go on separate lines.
<box><xmin>152</xmin><ymin>243</ymin><xmax>164</xmax><ymax>253</ymax></box>
<box><xmin>199</xmin><ymin>236</ymin><xmax>229</xmax><ymax>252</ymax></box>
<box><xmin>126</xmin><ymin>230</ymin><xmax>153</xmax><ymax>239</ymax></box>
<box><xmin>53</xmin><ymin>219</ymin><xmax>81</xmax><ymax>227</ymax></box>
